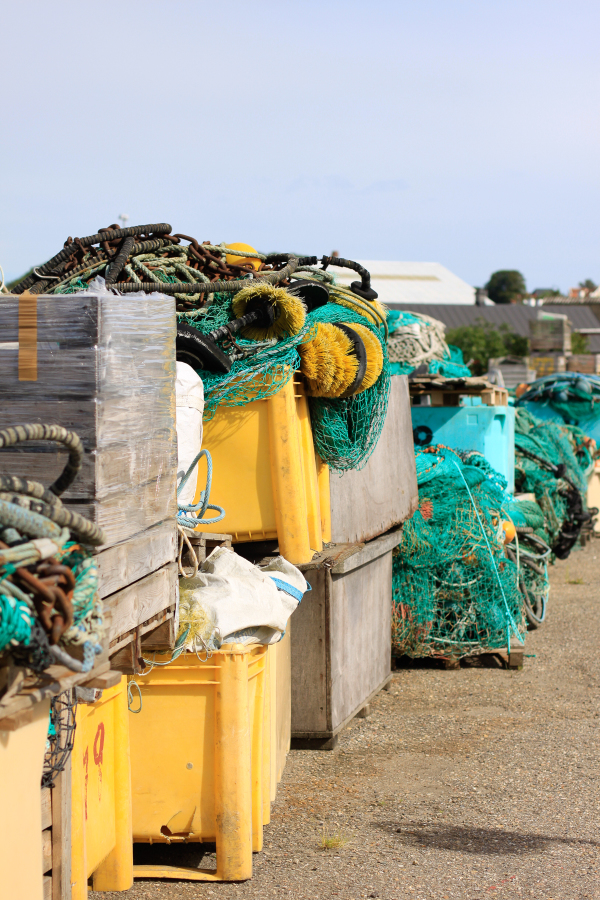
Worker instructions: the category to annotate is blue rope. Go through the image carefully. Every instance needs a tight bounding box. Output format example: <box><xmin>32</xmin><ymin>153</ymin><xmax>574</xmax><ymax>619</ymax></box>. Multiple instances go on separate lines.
<box><xmin>177</xmin><ymin>449</ymin><xmax>225</xmax><ymax>528</ymax></box>
<box><xmin>0</xmin><ymin>593</ymin><xmax>33</xmax><ymax>651</ymax></box>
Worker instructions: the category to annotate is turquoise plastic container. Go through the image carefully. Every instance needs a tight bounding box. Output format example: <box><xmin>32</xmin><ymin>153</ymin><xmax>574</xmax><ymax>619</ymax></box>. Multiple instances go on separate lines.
<box><xmin>411</xmin><ymin>405</ymin><xmax>516</xmax><ymax>492</ymax></box>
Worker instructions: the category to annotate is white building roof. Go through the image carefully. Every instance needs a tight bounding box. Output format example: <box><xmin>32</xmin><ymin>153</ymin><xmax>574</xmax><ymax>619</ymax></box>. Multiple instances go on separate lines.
<box><xmin>332</xmin><ymin>261</ymin><xmax>475</xmax><ymax>305</ymax></box>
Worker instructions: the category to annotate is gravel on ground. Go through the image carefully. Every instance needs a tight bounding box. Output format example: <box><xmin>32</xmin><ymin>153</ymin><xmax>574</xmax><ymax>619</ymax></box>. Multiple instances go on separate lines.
<box><xmin>91</xmin><ymin>544</ymin><xmax>600</xmax><ymax>900</ymax></box>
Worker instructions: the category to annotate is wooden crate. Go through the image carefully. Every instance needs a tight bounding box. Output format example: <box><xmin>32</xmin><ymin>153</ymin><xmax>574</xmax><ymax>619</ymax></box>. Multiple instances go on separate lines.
<box><xmin>290</xmin><ymin>528</ymin><xmax>402</xmax><ymax>749</ymax></box>
<box><xmin>329</xmin><ymin>375</ymin><xmax>419</xmax><ymax>545</ymax></box>
<box><xmin>0</xmin><ymin>292</ymin><xmax>176</xmax><ymax>546</ymax></box>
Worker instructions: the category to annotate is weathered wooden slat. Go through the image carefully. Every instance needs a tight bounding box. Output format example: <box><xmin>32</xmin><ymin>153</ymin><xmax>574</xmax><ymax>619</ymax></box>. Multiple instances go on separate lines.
<box><xmin>103</xmin><ymin>563</ymin><xmax>178</xmax><ymax>644</ymax></box>
<box><xmin>41</xmin><ymin>786</ymin><xmax>52</xmax><ymax>830</ymax></box>
<box><xmin>65</xmin><ymin>471</ymin><xmax>177</xmax><ymax>549</ymax></box>
<box><xmin>95</xmin><ymin>519</ymin><xmax>177</xmax><ymax>598</ymax></box>
<box><xmin>0</xmin><ymin>655</ymin><xmax>110</xmax><ymax>727</ymax></box>
<box><xmin>42</xmin><ymin>827</ymin><xmax>52</xmax><ymax>874</ymax></box>
<box><xmin>0</xmin><ymin>435</ymin><xmax>175</xmax><ymax>499</ymax></box>
<box><xmin>51</xmin><ymin>756</ymin><xmax>71</xmax><ymax>900</ymax></box>
<box><xmin>0</xmin><ymin>395</ymin><xmax>174</xmax><ymax>448</ymax></box>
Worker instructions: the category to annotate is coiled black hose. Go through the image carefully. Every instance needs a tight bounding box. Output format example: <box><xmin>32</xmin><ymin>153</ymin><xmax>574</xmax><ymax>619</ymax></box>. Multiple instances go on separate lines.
<box><xmin>11</xmin><ymin>223</ymin><xmax>172</xmax><ymax>294</ymax></box>
<box><xmin>112</xmin><ymin>256</ymin><xmax>313</xmax><ymax>295</ymax></box>
<box><xmin>104</xmin><ymin>236</ymin><xmax>136</xmax><ymax>286</ymax></box>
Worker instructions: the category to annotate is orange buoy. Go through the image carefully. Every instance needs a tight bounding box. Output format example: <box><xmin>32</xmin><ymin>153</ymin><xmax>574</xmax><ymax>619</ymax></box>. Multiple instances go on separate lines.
<box><xmin>502</xmin><ymin>520</ymin><xmax>516</xmax><ymax>544</ymax></box>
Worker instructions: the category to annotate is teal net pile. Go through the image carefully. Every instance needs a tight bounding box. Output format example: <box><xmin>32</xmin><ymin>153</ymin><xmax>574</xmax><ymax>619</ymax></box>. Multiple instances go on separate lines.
<box><xmin>392</xmin><ymin>445</ymin><xmax>525</xmax><ymax>660</ymax></box>
<box><xmin>517</xmin><ymin>373</ymin><xmax>600</xmax><ymax>429</ymax></box>
<box><xmin>180</xmin><ymin>292</ymin><xmax>391</xmax><ymax>471</ymax></box>
<box><xmin>386</xmin><ymin>309</ymin><xmax>471</xmax><ymax>378</ymax></box>
<box><xmin>514</xmin><ymin>408</ymin><xmax>593</xmax><ymax>555</ymax></box>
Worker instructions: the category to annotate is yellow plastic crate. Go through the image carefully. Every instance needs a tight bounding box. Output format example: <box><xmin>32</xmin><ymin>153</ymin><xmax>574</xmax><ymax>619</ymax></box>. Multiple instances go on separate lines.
<box><xmin>129</xmin><ymin>643</ymin><xmax>268</xmax><ymax>882</ymax></box>
<box><xmin>198</xmin><ymin>376</ymin><xmax>330</xmax><ymax>563</ymax></box>
<box><xmin>71</xmin><ymin>676</ymin><xmax>133</xmax><ymax>898</ymax></box>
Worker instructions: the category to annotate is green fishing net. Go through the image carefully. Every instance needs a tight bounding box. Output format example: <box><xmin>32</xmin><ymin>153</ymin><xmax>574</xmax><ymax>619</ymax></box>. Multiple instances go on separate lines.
<box><xmin>517</xmin><ymin>373</ymin><xmax>600</xmax><ymax>426</ymax></box>
<box><xmin>392</xmin><ymin>445</ymin><xmax>525</xmax><ymax>660</ymax></box>
<box><xmin>514</xmin><ymin>408</ymin><xmax>593</xmax><ymax>549</ymax></box>
<box><xmin>386</xmin><ymin>309</ymin><xmax>472</xmax><ymax>378</ymax></box>
<box><xmin>179</xmin><ymin>293</ymin><xmax>390</xmax><ymax>471</ymax></box>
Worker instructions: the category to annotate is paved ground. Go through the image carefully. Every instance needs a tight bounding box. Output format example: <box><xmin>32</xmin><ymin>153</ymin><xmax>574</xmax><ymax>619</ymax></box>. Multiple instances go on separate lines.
<box><xmin>92</xmin><ymin>545</ymin><xmax>600</xmax><ymax>900</ymax></box>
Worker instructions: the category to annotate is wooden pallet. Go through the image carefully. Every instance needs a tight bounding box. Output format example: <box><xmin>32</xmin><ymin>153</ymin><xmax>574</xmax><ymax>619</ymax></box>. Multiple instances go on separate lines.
<box><xmin>409</xmin><ymin>374</ymin><xmax>509</xmax><ymax>407</ymax></box>
<box><xmin>0</xmin><ymin>655</ymin><xmax>120</xmax><ymax>731</ymax></box>
<box><xmin>179</xmin><ymin>530</ymin><xmax>233</xmax><ymax>573</ymax></box>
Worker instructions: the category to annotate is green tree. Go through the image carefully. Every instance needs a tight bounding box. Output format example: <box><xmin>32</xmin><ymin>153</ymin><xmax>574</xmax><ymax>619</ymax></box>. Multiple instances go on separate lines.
<box><xmin>485</xmin><ymin>270</ymin><xmax>527</xmax><ymax>304</ymax></box>
<box><xmin>571</xmin><ymin>332</ymin><xmax>589</xmax><ymax>354</ymax></box>
<box><xmin>579</xmin><ymin>279</ymin><xmax>597</xmax><ymax>292</ymax></box>
<box><xmin>446</xmin><ymin>320</ymin><xmax>529</xmax><ymax>376</ymax></box>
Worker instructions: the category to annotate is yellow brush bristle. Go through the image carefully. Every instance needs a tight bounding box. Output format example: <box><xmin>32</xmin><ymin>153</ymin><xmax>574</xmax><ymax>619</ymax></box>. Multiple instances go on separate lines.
<box><xmin>328</xmin><ymin>326</ymin><xmax>359</xmax><ymax>397</ymax></box>
<box><xmin>300</xmin><ymin>324</ymin><xmax>338</xmax><ymax>396</ymax></box>
<box><xmin>349</xmin><ymin>322</ymin><xmax>384</xmax><ymax>391</ymax></box>
<box><xmin>232</xmin><ymin>283</ymin><xmax>306</xmax><ymax>340</ymax></box>
<box><xmin>330</xmin><ymin>288</ymin><xmax>388</xmax><ymax>327</ymax></box>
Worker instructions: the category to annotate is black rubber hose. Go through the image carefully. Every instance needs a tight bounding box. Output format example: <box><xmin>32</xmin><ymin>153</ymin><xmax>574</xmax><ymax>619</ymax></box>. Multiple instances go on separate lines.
<box><xmin>104</xmin><ymin>236</ymin><xmax>136</xmax><ymax>286</ymax></box>
<box><xmin>113</xmin><ymin>257</ymin><xmax>302</xmax><ymax>295</ymax></box>
<box><xmin>37</xmin><ymin>238</ymin><xmax>173</xmax><ymax>294</ymax></box>
<box><xmin>320</xmin><ymin>256</ymin><xmax>378</xmax><ymax>301</ymax></box>
<box><xmin>11</xmin><ymin>224</ymin><xmax>172</xmax><ymax>293</ymax></box>
<box><xmin>0</xmin><ymin>425</ymin><xmax>83</xmax><ymax>497</ymax></box>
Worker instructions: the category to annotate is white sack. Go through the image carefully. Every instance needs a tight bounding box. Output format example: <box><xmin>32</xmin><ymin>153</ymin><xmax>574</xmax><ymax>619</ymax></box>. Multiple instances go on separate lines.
<box><xmin>178</xmin><ymin>546</ymin><xmax>309</xmax><ymax>649</ymax></box>
<box><xmin>176</xmin><ymin>361</ymin><xmax>205</xmax><ymax>505</ymax></box>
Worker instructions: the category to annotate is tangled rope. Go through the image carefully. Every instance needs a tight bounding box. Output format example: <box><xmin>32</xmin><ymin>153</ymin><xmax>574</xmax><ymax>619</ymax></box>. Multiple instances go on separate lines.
<box><xmin>0</xmin><ymin>426</ymin><xmax>105</xmax><ymax>673</ymax></box>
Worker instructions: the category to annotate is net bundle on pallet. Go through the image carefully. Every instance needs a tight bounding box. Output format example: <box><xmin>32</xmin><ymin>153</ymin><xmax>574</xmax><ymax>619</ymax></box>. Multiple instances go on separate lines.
<box><xmin>392</xmin><ymin>445</ymin><xmax>525</xmax><ymax>660</ymax></box>
<box><xmin>513</xmin><ymin>408</ymin><xmax>594</xmax><ymax>557</ymax></box>
<box><xmin>386</xmin><ymin>309</ymin><xmax>471</xmax><ymax>378</ymax></box>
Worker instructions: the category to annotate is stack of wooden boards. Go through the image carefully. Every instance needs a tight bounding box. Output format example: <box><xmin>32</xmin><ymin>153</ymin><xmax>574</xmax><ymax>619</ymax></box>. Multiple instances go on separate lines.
<box><xmin>0</xmin><ymin>291</ymin><xmax>178</xmax><ymax>672</ymax></box>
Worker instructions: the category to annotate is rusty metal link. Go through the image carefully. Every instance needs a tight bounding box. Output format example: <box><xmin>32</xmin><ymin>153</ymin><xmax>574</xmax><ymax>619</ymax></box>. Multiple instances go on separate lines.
<box><xmin>12</xmin><ymin>560</ymin><xmax>74</xmax><ymax>644</ymax></box>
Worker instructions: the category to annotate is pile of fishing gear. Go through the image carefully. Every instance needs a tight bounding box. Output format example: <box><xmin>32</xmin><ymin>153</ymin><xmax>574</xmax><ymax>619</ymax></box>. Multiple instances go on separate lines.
<box><xmin>0</xmin><ymin>425</ymin><xmax>105</xmax><ymax>676</ymax></box>
<box><xmin>12</xmin><ymin>225</ymin><xmax>391</xmax><ymax>472</ymax></box>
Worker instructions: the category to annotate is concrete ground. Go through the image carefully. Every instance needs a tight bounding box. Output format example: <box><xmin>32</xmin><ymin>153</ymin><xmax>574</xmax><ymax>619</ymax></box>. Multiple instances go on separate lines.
<box><xmin>92</xmin><ymin>545</ymin><xmax>600</xmax><ymax>900</ymax></box>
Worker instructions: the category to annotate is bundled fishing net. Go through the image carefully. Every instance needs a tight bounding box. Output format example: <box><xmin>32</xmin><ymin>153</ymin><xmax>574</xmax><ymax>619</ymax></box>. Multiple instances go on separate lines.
<box><xmin>180</xmin><ymin>280</ymin><xmax>390</xmax><ymax>471</ymax></box>
<box><xmin>517</xmin><ymin>372</ymin><xmax>600</xmax><ymax>427</ymax></box>
<box><xmin>392</xmin><ymin>445</ymin><xmax>525</xmax><ymax>660</ymax></box>
<box><xmin>0</xmin><ymin>426</ymin><xmax>105</xmax><ymax>674</ymax></box>
<box><xmin>386</xmin><ymin>309</ymin><xmax>471</xmax><ymax>378</ymax></box>
<box><xmin>14</xmin><ymin>223</ymin><xmax>391</xmax><ymax>471</ymax></box>
<box><xmin>514</xmin><ymin>408</ymin><xmax>593</xmax><ymax>558</ymax></box>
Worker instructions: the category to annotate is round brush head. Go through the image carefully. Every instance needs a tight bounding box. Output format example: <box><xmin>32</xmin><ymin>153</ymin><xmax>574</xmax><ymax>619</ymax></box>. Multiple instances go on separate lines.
<box><xmin>327</xmin><ymin>325</ymin><xmax>360</xmax><ymax>398</ymax></box>
<box><xmin>330</xmin><ymin>288</ymin><xmax>387</xmax><ymax>327</ymax></box>
<box><xmin>299</xmin><ymin>323</ymin><xmax>339</xmax><ymax>396</ymax></box>
<box><xmin>232</xmin><ymin>282</ymin><xmax>306</xmax><ymax>340</ymax></box>
<box><xmin>348</xmin><ymin>322</ymin><xmax>384</xmax><ymax>391</ymax></box>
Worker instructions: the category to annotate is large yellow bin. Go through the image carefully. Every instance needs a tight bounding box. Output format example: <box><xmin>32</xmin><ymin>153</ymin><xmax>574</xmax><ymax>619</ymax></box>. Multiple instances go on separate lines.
<box><xmin>129</xmin><ymin>643</ymin><xmax>268</xmax><ymax>882</ymax></box>
<box><xmin>0</xmin><ymin>698</ymin><xmax>51</xmax><ymax>900</ymax></box>
<box><xmin>71</xmin><ymin>677</ymin><xmax>133</xmax><ymax>898</ymax></box>
<box><xmin>198</xmin><ymin>376</ymin><xmax>330</xmax><ymax>563</ymax></box>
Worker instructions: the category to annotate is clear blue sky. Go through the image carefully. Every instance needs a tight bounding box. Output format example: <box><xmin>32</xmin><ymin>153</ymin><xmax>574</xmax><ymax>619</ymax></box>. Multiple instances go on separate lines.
<box><xmin>1</xmin><ymin>0</ymin><xmax>598</xmax><ymax>292</ymax></box>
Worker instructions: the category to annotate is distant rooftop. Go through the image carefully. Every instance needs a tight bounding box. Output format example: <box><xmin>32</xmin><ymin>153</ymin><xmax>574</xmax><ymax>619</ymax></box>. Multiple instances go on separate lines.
<box><xmin>387</xmin><ymin>304</ymin><xmax>600</xmax><ymax>353</ymax></box>
<box><xmin>333</xmin><ymin>261</ymin><xmax>475</xmax><ymax>305</ymax></box>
